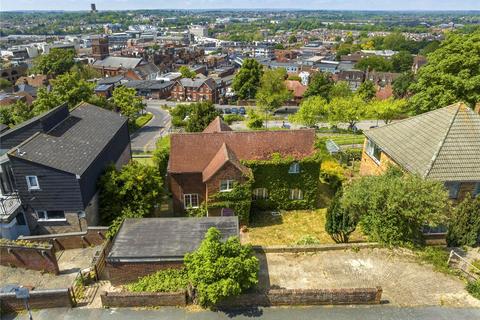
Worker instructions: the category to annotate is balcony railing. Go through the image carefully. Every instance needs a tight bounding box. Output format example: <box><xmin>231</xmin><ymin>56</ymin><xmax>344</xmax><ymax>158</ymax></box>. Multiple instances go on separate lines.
<box><xmin>0</xmin><ymin>193</ymin><xmax>22</xmax><ymax>218</ymax></box>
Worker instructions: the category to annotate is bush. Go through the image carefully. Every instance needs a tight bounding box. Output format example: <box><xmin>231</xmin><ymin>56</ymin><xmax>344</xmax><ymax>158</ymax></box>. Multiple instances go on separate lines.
<box><xmin>467</xmin><ymin>280</ymin><xmax>480</xmax><ymax>300</ymax></box>
<box><xmin>246</xmin><ymin>109</ymin><xmax>263</xmax><ymax>129</ymax></box>
<box><xmin>295</xmin><ymin>235</ymin><xmax>320</xmax><ymax>245</ymax></box>
<box><xmin>127</xmin><ymin>268</ymin><xmax>189</xmax><ymax>293</ymax></box>
<box><xmin>185</xmin><ymin>227</ymin><xmax>259</xmax><ymax>307</ymax></box>
<box><xmin>320</xmin><ymin>160</ymin><xmax>345</xmax><ymax>191</ymax></box>
<box><xmin>447</xmin><ymin>194</ymin><xmax>480</xmax><ymax>247</ymax></box>
<box><xmin>223</xmin><ymin>114</ymin><xmax>244</xmax><ymax>124</ymax></box>
<box><xmin>152</xmin><ymin>136</ymin><xmax>170</xmax><ymax>177</ymax></box>
<box><xmin>325</xmin><ymin>191</ymin><xmax>358</xmax><ymax>243</ymax></box>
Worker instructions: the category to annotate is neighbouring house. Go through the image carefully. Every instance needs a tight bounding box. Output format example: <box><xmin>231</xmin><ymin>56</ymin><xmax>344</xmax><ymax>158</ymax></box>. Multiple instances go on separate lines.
<box><xmin>92</xmin><ymin>56</ymin><xmax>160</xmax><ymax>80</ymax></box>
<box><xmin>171</xmin><ymin>77</ymin><xmax>220</xmax><ymax>103</ymax></box>
<box><xmin>0</xmin><ymin>103</ymin><xmax>131</xmax><ymax>239</ymax></box>
<box><xmin>285</xmin><ymin>80</ymin><xmax>307</xmax><ymax>105</ymax></box>
<box><xmin>360</xmin><ymin>102</ymin><xmax>480</xmax><ymax>201</ymax></box>
<box><xmin>105</xmin><ymin>216</ymin><xmax>239</xmax><ymax>285</ymax></box>
<box><xmin>15</xmin><ymin>75</ymin><xmax>50</xmax><ymax>88</ymax></box>
<box><xmin>168</xmin><ymin>117</ymin><xmax>318</xmax><ymax>217</ymax></box>
<box><xmin>365</xmin><ymin>71</ymin><xmax>401</xmax><ymax>88</ymax></box>
<box><xmin>412</xmin><ymin>55</ymin><xmax>427</xmax><ymax>74</ymax></box>
<box><xmin>333</xmin><ymin>70</ymin><xmax>365</xmax><ymax>91</ymax></box>
<box><xmin>125</xmin><ymin>80</ymin><xmax>175</xmax><ymax>99</ymax></box>
<box><xmin>0</xmin><ymin>63</ymin><xmax>28</xmax><ymax>84</ymax></box>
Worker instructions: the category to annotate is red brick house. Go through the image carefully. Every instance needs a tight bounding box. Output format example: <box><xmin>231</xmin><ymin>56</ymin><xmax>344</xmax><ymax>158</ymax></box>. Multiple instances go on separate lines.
<box><xmin>168</xmin><ymin>117</ymin><xmax>316</xmax><ymax>215</ymax></box>
<box><xmin>170</xmin><ymin>77</ymin><xmax>220</xmax><ymax>103</ymax></box>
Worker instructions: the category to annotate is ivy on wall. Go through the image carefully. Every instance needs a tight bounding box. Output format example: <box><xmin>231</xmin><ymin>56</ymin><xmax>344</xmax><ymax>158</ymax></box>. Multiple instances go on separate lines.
<box><xmin>208</xmin><ymin>180</ymin><xmax>253</xmax><ymax>224</ymax></box>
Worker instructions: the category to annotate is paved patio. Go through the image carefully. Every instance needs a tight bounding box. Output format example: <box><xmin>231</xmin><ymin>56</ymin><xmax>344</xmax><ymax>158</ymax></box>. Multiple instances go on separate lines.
<box><xmin>0</xmin><ymin>246</ymin><xmax>100</xmax><ymax>289</ymax></box>
<box><xmin>256</xmin><ymin>247</ymin><xmax>480</xmax><ymax>307</ymax></box>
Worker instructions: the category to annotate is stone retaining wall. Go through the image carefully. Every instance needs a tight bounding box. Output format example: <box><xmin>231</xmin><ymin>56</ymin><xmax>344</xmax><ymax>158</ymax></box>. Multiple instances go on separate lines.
<box><xmin>0</xmin><ymin>288</ymin><xmax>73</xmax><ymax>312</ymax></box>
<box><xmin>0</xmin><ymin>243</ymin><xmax>59</xmax><ymax>274</ymax></box>
<box><xmin>253</xmin><ymin>242</ymin><xmax>381</xmax><ymax>254</ymax></box>
<box><xmin>19</xmin><ymin>226</ymin><xmax>108</xmax><ymax>251</ymax></box>
<box><xmin>100</xmin><ymin>291</ymin><xmax>187</xmax><ymax>307</ymax></box>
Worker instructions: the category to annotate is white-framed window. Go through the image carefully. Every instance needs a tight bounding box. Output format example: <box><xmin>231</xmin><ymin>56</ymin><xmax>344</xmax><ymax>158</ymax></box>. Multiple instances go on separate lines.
<box><xmin>288</xmin><ymin>162</ymin><xmax>300</xmax><ymax>174</ymax></box>
<box><xmin>366</xmin><ymin>138</ymin><xmax>382</xmax><ymax>164</ymax></box>
<box><xmin>220</xmin><ymin>180</ymin><xmax>235</xmax><ymax>192</ymax></box>
<box><xmin>289</xmin><ymin>188</ymin><xmax>303</xmax><ymax>200</ymax></box>
<box><xmin>26</xmin><ymin>175</ymin><xmax>40</xmax><ymax>190</ymax></box>
<box><xmin>36</xmin><ymin>210</ymin><xmax>66</xmax><ymax>221</ymax></box>
<box><xmin>184</xmin><ymin>193</ymin><xmax>199</xmax><ymax>208</ymax></box>
<box><xmin>253</xmin><ymin>188</ymin><xmax>268</xmax><ymax>200</ymax></box>
<box><xmin>445</xmin><ymin>182</ymin><xmax>460</xmax><ymax>199</ymax></box>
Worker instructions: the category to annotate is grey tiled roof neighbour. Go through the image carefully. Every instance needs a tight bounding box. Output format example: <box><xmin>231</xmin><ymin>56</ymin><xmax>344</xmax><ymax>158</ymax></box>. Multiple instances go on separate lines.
<box><xmin>365</xmin><ymin>103</ymin><xmax>480</xmax><ymax>181</ymax></box>
<box><xmin>107</xmin><ymin>217</ymin><xmax>239</xmax><ymax>262</ymax></box>
<box><xmin>133</xmin><ymin>62</ymin><xmax>160</xmax><ymax>78</ymax></box>
<box><xmin>10</xmin><ymin>102</ymin><xmax>127</xmax><ymax>175</ymax></box>
<box><xmin>93</xmin><ymin>56</ymin><xmax>142</xmax><ymax>69</ymax></box>
<box><xmin>178</xmin><ymin>77</ymin><xmax>216</xmax><ymax>89</ymax></box>
<box><xmin>125</xmin><ymin>80</ymin><xmax>173</xmax><ymax>90</ymax></box>
<box><xmin>97</xmin><ymin>75</ymin><xmax>125</xmax><ymax>85</ymax></box>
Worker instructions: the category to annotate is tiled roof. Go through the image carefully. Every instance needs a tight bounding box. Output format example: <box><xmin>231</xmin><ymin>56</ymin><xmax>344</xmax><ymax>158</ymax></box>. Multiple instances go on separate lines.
<box><xmin>9</xmin><ymin>102</ymin><xmax>127</xmax><ymax>175</ymax></box>
<box><xmin>93</xmin><ymin>56</ymin><xmax>142</xmax><ymax>69</ymax></box>
<box><xmin>203</xmin><ymin>116</ymin><xmax>232</xmax><ymax>133</ymax></box>
<box><xmin>178</xmin><ymin>77</ymin><xmax>216</xmax><ymax>89</ymax></box>
<box><xmin>169</xmin><ymin>127</ymin><xmax>316</xmax><ymax>174</ymax></box>
<box><xmin>202</xmin><ymin>143</ymin><xmax>251</xmax><ymax>182</ymax></box>
<box><xmin>365</xmin><ymin>103</ymin><xmax>480</xmax><ymax>181</ymax></box>
<box><xmin>285</xmin><ymin>80</ymin><xmax>307</xmax><ymax>98</ymax></box>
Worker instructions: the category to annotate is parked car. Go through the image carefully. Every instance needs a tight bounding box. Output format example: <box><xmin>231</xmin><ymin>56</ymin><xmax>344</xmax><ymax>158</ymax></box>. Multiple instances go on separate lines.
<box><xmin>239</xmin><ymin>107</ymin><xmax>246</xmax><ymax>115</ymax></box>
<box><xmin>231</xmin><ymin>107</ymin><xmax>239</xmax><ymax>114</ymax></box>
<box><xmin>224</xmin><ymin>108</ymin><xmax>232</xmax><ymax>114</ymax></box>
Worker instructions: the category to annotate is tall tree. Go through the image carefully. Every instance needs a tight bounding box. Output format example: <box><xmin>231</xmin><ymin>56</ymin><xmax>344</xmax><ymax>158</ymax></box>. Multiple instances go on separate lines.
<box><xmin>357</xmin><ymin>80</ymin><xmax>377</xmax><ymax>102</ymax></box>
<box><xmin>366</xmin><ymin>98</ymin><xmax>407</xmax><ymax>124</ymax></box>
<box><xmin>112</xmin><ymin>86</ymin><xmax>145</xmax><ymax>121</ymax></box>
<box><xmin>32</xmin><ymin>48</ymin><xmax>75</xmax><ymax>76</ymax></box>
<box><xmin>391</xmin><ymin>51</ymin><xmax>414</xmax><ymax>73</ymax></box>
<box><xmin>392</xmin><ymin>72</ymin><xmax>414</xmax><ymax>99</ymax></box>
<box><xmin>232</xmin><ymin>59</ymin><xmax>263</xmax><ymax>99</ymax></box>
<box><xmin>326</xmin><ymin>95</ymin><xmax>367</xmax><ymax>129</ymax></box>
<box><xmin>179</xmin><ymin>65</ymin><xmax>196</xmax><ymax>79</ymax></box>
<box><xmin>10</xmin><ymin>100</ymin><xmax>35</xmax><ymax>125</ymax></box>
<box><xmin>326</xmin><ymin>191</ymin><xmax>358</xmax><ymax>243</ymax></box>
<box><xmin>329</xmin><ymin>81</ymin><xmax>353</xmax><ymax>100</ymax></box>
<box><xmin>289</xmin><ymin>96</ymin><xmax>327</xmax><ymax>127</ymax></box>
<box><xmin>355</xmin><ymin>56</ymin><xmax>394</xmax><ymax>72</ymax></box>
<box><xmin>304</xmin><ymin>72</ymin><xmax>333</xmax><ymax>99</ymax></box>
<box><xmin>255</xmin><ymin>68</ymin><xmax>292</xmax><ymax>127</ymax></box>
<box><xmin>409</xmin><ymin>30</ymin><xmax>480</xmax><ymax>114</ymax></box>
<box><xmin>185</xmin><ymin>101</ymin><xmax>220</xmax><ymax>132</ymax></box>
<box><xmin>446</xmin><ymin>194</ymin><xmax>480</xmax><ymax>247</ymax></box>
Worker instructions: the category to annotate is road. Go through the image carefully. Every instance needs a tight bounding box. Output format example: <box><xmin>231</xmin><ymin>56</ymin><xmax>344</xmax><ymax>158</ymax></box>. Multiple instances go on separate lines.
<box><xmin>230</xmin><ymin>119</ymin><xmax>386</xmax><ymax>131</ymax></box>
<box><xmin>130</xmin><ymin>100</ymin><xmax>171</xmax><ymax>153</ymax></box>
<box><xmin>7</xmin><ymin>306</ymin><xmax>480</xmax><ymax>320</ymax></box>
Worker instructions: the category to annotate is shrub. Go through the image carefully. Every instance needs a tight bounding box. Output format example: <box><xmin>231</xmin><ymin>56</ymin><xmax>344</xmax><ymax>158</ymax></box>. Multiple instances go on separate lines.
<box><xmin>467</xmin><ymin>280</ymin><xmax>480</xmax><ymax>300</ymax></box>
<box><xmin>223</xmin><ymin>114</ymin><xmax>244</xmax><ymax>124</ymax></box>
<box><xmin>152</xmin><ymin>136</ymin><xmax>170</xmax><ymax>177</ymax></box>
<box><xmin>447</xmin><ymin>194</ymin><xmax>480</xmax><ymax>247</ymax></box>
<box><xmin>320</xmin><ymin>160</ymin><xmax>345</xmax><ymax>191</ymax></box>
<box><xmin>246</xmin><ymin>109</ymin><xmax>263</xmax><ymax>129</ymax></box>
<box><xmin>184</xmin><ymin>227</ymin><xmax>259</xmax><ymax>307</ymax></box>
<box><xmin>416</xmin><ymin>246</ymin><xmax>452</xmax><ymax>274</ymax></box>
<box><xmin>127</xmin><ymin>268</ymin><xmax>189</xmax><ymax>293</ymax></box>
<box><xmin>325</xmin><ymin>191</ymin><xmax>358</xmax><ymax>243</ymax></box>
<box><xmin>296</xmin><ymin>235</ymin><xmax>320</xmax><ymax>245</ymax></box>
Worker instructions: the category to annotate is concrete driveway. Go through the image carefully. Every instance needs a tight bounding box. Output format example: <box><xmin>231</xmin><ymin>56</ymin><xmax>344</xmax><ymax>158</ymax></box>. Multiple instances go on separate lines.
<box><xmin>130</xmin><ymin>100</ymin><xmax>171</xmax><ymax>153</ymax></box>
<box><xmin>256</xmin><ymin>248</ymin><xmax>480</xmax><ymax>307</ymax></box>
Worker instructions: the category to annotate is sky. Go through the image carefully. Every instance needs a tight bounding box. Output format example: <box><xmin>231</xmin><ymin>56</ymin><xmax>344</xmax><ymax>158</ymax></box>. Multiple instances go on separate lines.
<box><xmin>1</xmin><ymin>0</ymin><xmax>480</xmax><ymax>11</ymax></box>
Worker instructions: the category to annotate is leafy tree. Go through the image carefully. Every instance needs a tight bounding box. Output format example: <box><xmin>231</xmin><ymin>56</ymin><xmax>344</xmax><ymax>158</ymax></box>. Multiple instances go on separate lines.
<box><xmin>99</xmin><ymin>161</ymin><xmax>163</xmax><ymax>226</ymax></box>
<box><xmin>326</xmin><ymin>191</ymin><xmax>357</xmax><ymax>243</ymax></box>
<box><xmin>112</xmin><ymin>86</ymin><xmax>145</xmax><ymax>121</ymax></box>
<box><xmin>185</xmin><ymin>101</ymin><xmax>220</xmax><ymax>132</ymax></box>
<box><xmin>246</xmin><ymin>109</ymin><xmax>263</xmax><ymax>129</ymax></box>
<box><xmin>71</xmin><ymin>63</ymin><xmax>102</xmax><ymax>80</ymax></box>
<box><xmin>419</xmin><ymin>41</ymin><xmax>440</xmax><ymax>56</ymax></box>
<box><xmin>0</xmin><ymin>78</ymin><xmax>12</xmax><ymax>90</ymax></box>
<box><xmin>289</xmin><ymin>96</ymin><xmax>327</xmax><ymax>127</ymax></box>
<box><xmin>382</xmin><ymin>32</ymin><xmax>416</xmax><ymax>52</ymax></box>
<box><xmin>255</xmin><ymin>68</ymin><xmax>292</xmax><ymax>127</ymax></box>
<box><xmin>391</xmin><ymin>51</ymin><xmax>414</xmax><ymax>73</ymax></box>
<box><xmin>32</xmin><ymin>48</ymin><xmax>75</xmax><ymax>76</ymax></box>
<box><xmin>232</xmin><ymin>59</ymin><xmax>263</xmax><ymax>99</ymax></box>
<box><xmin>355</xmin><ymin>56</ymin><xmax>393</xmax><ymax>72</ymax></box>
<box><xmin>326</xmin><ymin>95</ymin><xmax>366</xmax><ymax>129</ymax></box>
<box><xmin>392</xmin><ymin>72</ymin><xmax>414</xmax><ymax>99</ymax></box>
<box><xmin>366</xmin><ymin>98</ymin><xmax>407</xmax><ymax>124</ymax></box>
<box><xmin>304</xmin><ymin>72</ymin><xmax>333</xmax><ymax>99</ymax></box>
<box><xmin>329</xmin><ymin>81</ymin><xmax>353</xmax><ymax>100</ymax></box>
<box><xmin>274</xmin><ymin>43</ymin><xmax>285</xmax><ymax>50</ymax></box>
<box><xmin>0</xmin><ymin>107</ymin><xmax>13</xmax><ymax>126</ymax></box>
<box><xmin>409</xmin><ymin>31</ymin><xmax>480</xmax><ymax>114</ymax></box>
<box><xmin>184</xmin><ymin>227</ymin><xmax>259</xmax><ymax>307</ymax></box>
<box><xmin>152</xmin><ymin>136</ymin><xmax>170</xmax><ymax>178</ymax></box>
<box><xmin>170</xmin><ymin>104</ymin><xmax>192</xmax><ymax>127</ymax></box>
<box><xmin>33</xmin><ymin>71</ymin><xmax>95</xmax><ymax>114</ymax></box>
<box><xmin>10</xmin><ymin>100</ymin><xmax>35</xmax><ymax>125</ymax></box>
<box><xmin>357</xmin><ymin>80</ymin><xmax>376</xmax><ymax>101</ymax></box>
<box><xmin>288</xmin><ymin>34</ymin><xmax>297</xmax><ymax>43</ymax></box>
<box><xmin>446</xmin><ymin>194</ymin><xmax>480</xmax><ymax>247</ymax></box>
<box><xmin>340</xmin><ymin>168</ymin><xmax>449</xmax><ymax>245</ymax></box>
<box><xmin>179</xmin><ymin>65</ymin><xmax>196</xmax><ymax>79</ymax></box>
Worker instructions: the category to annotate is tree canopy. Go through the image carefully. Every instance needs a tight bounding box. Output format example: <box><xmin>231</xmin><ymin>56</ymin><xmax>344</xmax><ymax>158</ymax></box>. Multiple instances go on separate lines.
<box><xmin>357</xmin><ymin>80</ymin><xmax>376</xmax><ymax>102</ymax></box>
<box><xmin>179</xmin><ymin>65</ymin><xmax>197</xmax><ymax>79</ymax></box>
<box><xmin>366</xmin><ymin>98</ymin><xmax>407</xmax><ymax>124</ymax></box>
<box><xmin>255</xmin><ymin>68</ymin><xmax>292</xmax><ymax>122</ymax></box>
<box><xmin>304</xmin><ymin>72</ymin><xmax>333</xmax><ymax>99</ymax></box>
<box><xmin>355</xmin><ymin>56</ymin><xmax>393</xmax><ymax>72</ymax></box>
<box><xmin>289</xmin><ymin>96</ymin><xmax>327</xmax><ymax>127</ymax></box>
<box><xmin>232</xmin><ymin>58</ymin><xmax>263</xmax><ymax>99</ymax></box>
<box><xmin>185</xmin><ymin>101</ymin><xmax>221</xmax><ymax>132</ymax></box>
<box><xmin>112</xmin><ymin>86</ymin><xmax>145</xmax><ymax>121</ymax></box>
<box><xmin>409</xmin><ymin>30</ymin><xmax>480</xmax><ymax>114</ymax></box>
<box><xmin>32</xmin><ymin>48</ymin><xmax>76</xmax><ymax>76</ymax></box>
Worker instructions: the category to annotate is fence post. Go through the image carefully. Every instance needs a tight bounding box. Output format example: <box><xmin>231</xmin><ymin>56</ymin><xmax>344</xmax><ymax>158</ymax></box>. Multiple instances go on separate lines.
<box><xmin>447</xmin><ymin>250</ymin><xmax>454</xmax><ymax>265</ymax></box>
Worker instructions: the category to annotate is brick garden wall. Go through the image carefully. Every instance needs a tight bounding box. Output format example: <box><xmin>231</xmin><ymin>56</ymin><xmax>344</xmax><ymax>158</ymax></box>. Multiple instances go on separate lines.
<box><xmin>0</xmin><ymin>288</ymin><xmax>73</xmax><ymax>312</ymax></box>
<box><xmin>0</xmin><ymin>243</ymin><xmax>59</xmax><ymax>274</ymax></box>
<box><xmin>101</xmin><ymin>291</ymin><xmax>187</xmax><ymax>307</ymax></box>
<box><xmin>105</xmin><ymin>261</ymin><xmax>184</xmax><ymax>286</ymax></box>
<box><xmin>216</xmin><ymin>287</ymin><xmax>383</xmax><ymax>308</ymax></box>
<box><xmin>19</xmin><ymin>226</ymin><xmax>108</xmax><ymax>251</ymax></box>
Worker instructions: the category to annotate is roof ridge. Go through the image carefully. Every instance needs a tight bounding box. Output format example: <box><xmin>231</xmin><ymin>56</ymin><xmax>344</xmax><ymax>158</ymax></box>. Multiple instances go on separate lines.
<box><xmin>423</xmin><ymin>103</ymin><xmax>461</xmax><ymax>178</ymax></box>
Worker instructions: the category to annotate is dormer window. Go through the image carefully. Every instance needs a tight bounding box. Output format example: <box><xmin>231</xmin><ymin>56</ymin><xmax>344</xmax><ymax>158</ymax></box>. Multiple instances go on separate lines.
<box><xmin>288</xmin><ymin>162</ymin><xmax>300</xmax><ymax>174</ymax></box>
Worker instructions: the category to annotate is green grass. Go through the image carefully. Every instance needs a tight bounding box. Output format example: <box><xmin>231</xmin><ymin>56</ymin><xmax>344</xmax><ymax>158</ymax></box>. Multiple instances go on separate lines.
<box><xmin>245</xmin><ymin>209</ymin><xmax>366</xmax><ymax>246</ymax></box>
<box><xmin>129</xmin><ymin>112</ymin><xmax>153</xmax><ymax>132</ymax></box>
<box><xmin>416</xmin><ymin>247</ymin><xmax>455</xmax><ymax>275</ymax></box>
<box><xmin>132</xmin><ymin>155</ymin><xmax>154</xmax><ymax>166</ymax></box>
<box><xmin>321</xmin><ymin>134</ymin><xmax>365</xmax><ymax>146</ymax></box>
<box><xmin>466</xmin><ymin>280</ymin><xmax>480</xmax><ymax>300</ymax></box>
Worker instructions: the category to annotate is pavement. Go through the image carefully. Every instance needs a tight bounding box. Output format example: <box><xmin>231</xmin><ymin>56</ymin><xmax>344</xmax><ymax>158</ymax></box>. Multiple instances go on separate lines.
<box><xmin>130</xmin><ymin>100</ymin><xmax>171</xmax><ymax>153</ymax></box>
<box><xmin>6</xmin><ymin>306</ymin><xmax>480</xmax><ymax>320</ymax></box>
